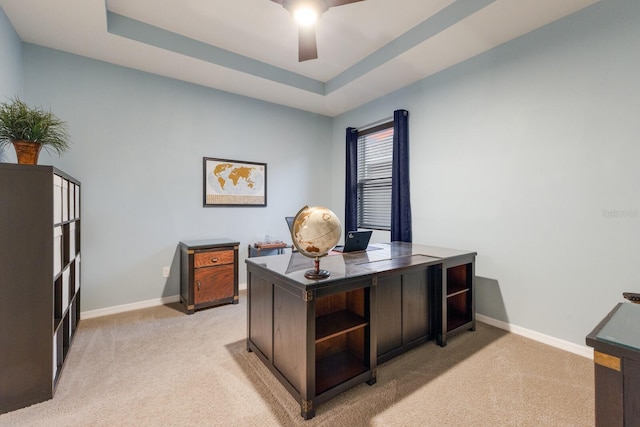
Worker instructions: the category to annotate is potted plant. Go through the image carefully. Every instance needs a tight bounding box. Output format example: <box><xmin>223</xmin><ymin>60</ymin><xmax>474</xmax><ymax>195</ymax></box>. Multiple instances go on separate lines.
<box><xmin>0</xmin><ymin>97</ymin><xmax>70</xmax><ymax>165</ymax></box>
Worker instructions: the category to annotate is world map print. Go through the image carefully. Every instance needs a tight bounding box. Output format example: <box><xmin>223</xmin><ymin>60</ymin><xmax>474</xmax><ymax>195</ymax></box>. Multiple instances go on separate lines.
<box><xmin>204</xmin><ymin>158</ymin><xmax>266</xmax><ymax>206</ymax></box>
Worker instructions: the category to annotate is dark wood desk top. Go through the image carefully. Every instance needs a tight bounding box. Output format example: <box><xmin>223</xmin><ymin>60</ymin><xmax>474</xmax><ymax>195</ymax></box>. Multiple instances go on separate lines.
<box><xmin>587</xmin><ymin>302</ymin><xmax>640</xmax><ymax>355</ymax></box>
<box><xmin>245</xmin><ymin>241</ymin><xmax>476</xmax><ymax>291</ymax></box>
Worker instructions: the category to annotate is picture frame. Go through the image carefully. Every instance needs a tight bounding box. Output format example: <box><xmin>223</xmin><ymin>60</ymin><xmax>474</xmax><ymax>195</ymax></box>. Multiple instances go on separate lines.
<box><xmin>203</xmin><ymin>157</ymin><xmax>267</xmax><ymax>207</ymax></box>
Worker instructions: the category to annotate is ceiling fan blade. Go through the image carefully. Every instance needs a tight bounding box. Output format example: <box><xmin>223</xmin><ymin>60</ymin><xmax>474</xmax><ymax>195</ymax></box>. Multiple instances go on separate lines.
<box><xmin>326</xmin><ymin>0</ymin><xmax>365</xmax><ymax>7</ymax></box>
<box><xmin>298</xmin><ymin>25</ymin><xmax>318</xmax><ymax>62</ymax></box>
<box><xmin>271</xmin><ymin>0</ymin><xmax>285</xmax><ymax>4</ymax></box>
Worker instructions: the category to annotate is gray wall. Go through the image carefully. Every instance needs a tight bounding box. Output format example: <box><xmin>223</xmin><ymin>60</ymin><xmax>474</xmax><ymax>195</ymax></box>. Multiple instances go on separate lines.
<box><xmin>22</xmin><ymin>45</ymin><xmax>332</xmax><ymax>311</ymax></box>
<box><xmin>331</xmin><ymin>0</ymin><xmax>640</xmax><ymax>345</ymax></box>
<box><xmin>0</xmin><ymin>6</ymin><xmax>22</xmax><ymax>163</ymax></box>
<box><xmin>3</xmin><ymin>0</ymin><xmax>639</xmax><ymax>346</ymax></box>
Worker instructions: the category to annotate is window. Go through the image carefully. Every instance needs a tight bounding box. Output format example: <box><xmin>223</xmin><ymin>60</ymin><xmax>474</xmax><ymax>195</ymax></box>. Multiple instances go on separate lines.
<box><xmin>346</xmin><ymin>109</ymin><xmax>410</xmax><ymax>241</ymax></box>
<box><xmin>357</xmin><ymin>121</ymin><xmax>393</xmax><ymax>230</ymax></box>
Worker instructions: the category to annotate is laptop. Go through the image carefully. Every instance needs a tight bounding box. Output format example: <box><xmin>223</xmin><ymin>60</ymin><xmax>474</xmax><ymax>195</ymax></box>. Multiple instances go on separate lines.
<box><xmin>333</xmin><ymin>230</ymin><xmax>373</xmax><ymax>253</ymax></box>
<box><xmin>285</xmin><ymin>216</ymin><xmax>295</xmax><ymax>231</ymax></box>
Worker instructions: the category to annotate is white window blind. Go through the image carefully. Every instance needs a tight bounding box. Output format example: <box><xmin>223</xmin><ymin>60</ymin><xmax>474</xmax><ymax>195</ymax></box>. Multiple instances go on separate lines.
<box><xmin>357</xmin><ymin>123</ymin><xmax>393</xmax><ymax>230</ymax></box>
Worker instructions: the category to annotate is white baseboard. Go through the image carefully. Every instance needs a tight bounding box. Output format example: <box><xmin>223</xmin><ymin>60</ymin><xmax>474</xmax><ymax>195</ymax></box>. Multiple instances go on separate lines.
<box><xmin>80</xmin><ymin>291</ymin><xmax>592</xmax><ymax>360</ymax></box>
<box><xmin>476</xmin><ymin>313</ymin><xmax>593</xmax><ymax>359</ymax></box>
<box><xmin>81</xmin><ymin>295</ymin><xmax>181</xmax><ymax>320</ymax></box>
<box><xmin>80</xmin><ymin>283</ymin><xmax>248</xmax><ymax>320</ymax></box>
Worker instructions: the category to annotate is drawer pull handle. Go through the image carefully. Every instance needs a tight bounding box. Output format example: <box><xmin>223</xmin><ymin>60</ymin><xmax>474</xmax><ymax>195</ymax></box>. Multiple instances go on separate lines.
<box><xmin>197</xmin><ymin>281</ymin><xmax>201</xmax><ymax>291</ymax></box>
<box><xmin>211</xmin><ymin>257</ymin><xmax>219</xmax><ymax>263</ymax></box>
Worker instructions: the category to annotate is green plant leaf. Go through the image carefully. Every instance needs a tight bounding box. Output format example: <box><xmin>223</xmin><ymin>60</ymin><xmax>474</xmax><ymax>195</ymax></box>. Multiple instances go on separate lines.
<box><xmin>0</xmin><ymin>97</ymin><xmax>71</xmax><ymax>155</ymax></box>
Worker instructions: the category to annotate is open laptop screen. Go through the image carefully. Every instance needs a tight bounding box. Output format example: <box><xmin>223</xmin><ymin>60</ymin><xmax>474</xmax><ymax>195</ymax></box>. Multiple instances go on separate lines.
<box><xmin>333</xmin><ymin>230</ymin><xmax>372</xmax><ymax>253</ymax></box>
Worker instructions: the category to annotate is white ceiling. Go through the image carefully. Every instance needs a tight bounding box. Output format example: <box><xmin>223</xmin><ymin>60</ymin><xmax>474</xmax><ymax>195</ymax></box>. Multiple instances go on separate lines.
<box><xmin>0</xmin><ymin>0</ymin><xmax>599</xmax><ymax>117</ymax></box>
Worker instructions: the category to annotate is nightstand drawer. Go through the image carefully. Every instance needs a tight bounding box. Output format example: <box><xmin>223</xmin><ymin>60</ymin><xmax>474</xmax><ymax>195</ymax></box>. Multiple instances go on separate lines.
<box><xmin>194</xmin><ymin>250</ymin><xmax>234</xmax><ymax>268</ymax></box>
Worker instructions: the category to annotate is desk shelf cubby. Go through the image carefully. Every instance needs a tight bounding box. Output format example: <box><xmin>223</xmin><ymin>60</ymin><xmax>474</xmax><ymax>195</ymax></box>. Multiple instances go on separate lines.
<box><xmin>438</xmin><ymin>257</ymin><xmax>475</xmax><ymax>346</ymax></box>
<box><xmin>315</xmin><ymin>288</ymin><xmax>369</xmax><ymax>395</ymax></box>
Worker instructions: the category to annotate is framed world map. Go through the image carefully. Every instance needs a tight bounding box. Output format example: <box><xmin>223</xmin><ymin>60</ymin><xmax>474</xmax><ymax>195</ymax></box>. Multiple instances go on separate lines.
<box><xmin>203</xmin><ymin>157</ymin><xmax>267</xmax><ymax>207</ymax></box>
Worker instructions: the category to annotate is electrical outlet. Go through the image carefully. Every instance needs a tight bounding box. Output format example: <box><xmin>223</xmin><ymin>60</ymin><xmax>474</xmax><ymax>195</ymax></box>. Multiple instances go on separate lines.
<box><xmin>162</xmin><ymin>266</ymin><xmax>170</xmax><ymax>278</ymax></box>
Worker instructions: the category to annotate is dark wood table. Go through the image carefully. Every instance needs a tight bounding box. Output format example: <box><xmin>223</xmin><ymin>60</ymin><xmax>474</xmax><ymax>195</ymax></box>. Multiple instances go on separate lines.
<box><xmin>586</xmin><ymin>303</ymin><xmax>640</xmax><ymax>426</ymax></box>
<box><xmin>245</xmin><ymin>242</ymin><xmax>476</xmax><ymax>419</ymax></box>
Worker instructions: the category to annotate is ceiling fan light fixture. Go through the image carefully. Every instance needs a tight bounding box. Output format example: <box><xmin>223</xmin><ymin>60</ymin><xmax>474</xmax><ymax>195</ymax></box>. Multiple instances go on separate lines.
<box><xmin>293</xmin><ymin>7</ymin><xmax>318</xmax><ymax>26</ymax></box>
<box><xmin>283</xmin><ymin>0</ymin><xmax>328</xmax><ymax>25</ymax></box>
<box><xmin>273</xmin><ymin>0</ymin><xmax>364</xmax><ymax>62</ymax></box>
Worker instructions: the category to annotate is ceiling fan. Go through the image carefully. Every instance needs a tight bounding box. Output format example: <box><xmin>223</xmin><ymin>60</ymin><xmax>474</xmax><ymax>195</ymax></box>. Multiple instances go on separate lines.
<box><xmin>271</xmin><ymin>0</ymin><xmax>366</xmax><ymax>62</ymax></box>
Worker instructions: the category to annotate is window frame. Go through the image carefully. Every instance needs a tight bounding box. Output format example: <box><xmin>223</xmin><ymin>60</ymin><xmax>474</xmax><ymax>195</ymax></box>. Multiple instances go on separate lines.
<box><xmin>356</xmin><ymin>120</ymin><xmax>394</xmax><ymax>231</ymax></box>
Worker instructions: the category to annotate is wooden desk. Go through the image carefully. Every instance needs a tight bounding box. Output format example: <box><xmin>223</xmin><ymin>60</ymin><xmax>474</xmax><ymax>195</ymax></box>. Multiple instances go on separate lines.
<box><xmin>245</xmin><ymin>242</ymin><xmax>476</xmax><ymax>419</ymax></box>
<box><xmin>586</xmin><ymin>303</ymin><xmax>640</xmax><ymax>426</ymax></box>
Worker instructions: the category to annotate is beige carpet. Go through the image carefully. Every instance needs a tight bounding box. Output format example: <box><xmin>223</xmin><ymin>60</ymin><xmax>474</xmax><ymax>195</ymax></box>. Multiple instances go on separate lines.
<box><xmin>0</xmin><ymin>291</ymin><xmax>594</xmax><ymax>426</ymax></box>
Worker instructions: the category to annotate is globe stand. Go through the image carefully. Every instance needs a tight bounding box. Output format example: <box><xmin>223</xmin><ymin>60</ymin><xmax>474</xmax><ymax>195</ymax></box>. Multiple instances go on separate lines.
<box><xmin>304</xmin><ymin>257</ymin><xmax>330</xmax><ymax>280</ymax></box>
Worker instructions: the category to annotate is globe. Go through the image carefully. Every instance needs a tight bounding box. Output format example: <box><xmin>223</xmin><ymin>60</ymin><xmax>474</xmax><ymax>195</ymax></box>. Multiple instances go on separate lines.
<box><xmin>290</xmin><ymin>206</ymin><xmax>341</xmax><ymax>279</ymax></box>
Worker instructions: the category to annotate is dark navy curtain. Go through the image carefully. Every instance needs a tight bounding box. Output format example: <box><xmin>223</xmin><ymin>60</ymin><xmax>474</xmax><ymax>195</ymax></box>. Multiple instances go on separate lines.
<box><xmin>391</xmin><ymin>109</ymin><xmax>412</xmax><ymax>242</ymax></box>
<box><xmin>344</xmin><ymin>127</ymin><xmax>358</xmax><ymax>233</ymax></box>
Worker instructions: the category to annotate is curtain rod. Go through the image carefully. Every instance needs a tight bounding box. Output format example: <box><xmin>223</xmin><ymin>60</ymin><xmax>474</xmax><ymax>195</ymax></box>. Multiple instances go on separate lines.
<box><xmin>357</xmin><ymin>115</ymin><xmax>393</xmax><ymax>131</ymax></box>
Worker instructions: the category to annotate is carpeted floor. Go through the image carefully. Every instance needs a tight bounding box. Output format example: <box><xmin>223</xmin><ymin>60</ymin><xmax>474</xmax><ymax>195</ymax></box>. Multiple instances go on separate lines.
<box><xmin>0</xmin><ymin>291</ymin><xmax>595</xmax><ymax>426</ymax></box>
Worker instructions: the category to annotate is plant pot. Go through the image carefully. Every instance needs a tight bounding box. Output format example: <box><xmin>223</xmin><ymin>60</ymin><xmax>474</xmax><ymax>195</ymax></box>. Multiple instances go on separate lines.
<box><xmin>12</xmin><ymin>140</ymin><xmax>43</xmax><ymax>165</ymax></box>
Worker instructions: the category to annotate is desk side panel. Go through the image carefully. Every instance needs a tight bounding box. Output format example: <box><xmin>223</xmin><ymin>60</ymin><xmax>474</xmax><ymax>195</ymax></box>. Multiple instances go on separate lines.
<box><xmin>594</xmin><ymin>363</ymin><xmax>623</xmax><ymax>426</ymax></box>
<box><xmin>273</xmin><ymin>285</ymin><xmax>306</xmax><ymax>394</ymax></box>
<box><xmin>402</xmin><ymin>269</ymin><xmax>430</xmax><ymax>343</ymax></box>
<box><xmin>625</xmin><ymin>358</ymin><xmax>640</xmax><ymax>426</ymax></box>
<box><xmin>376</xmin><ymin>275</ymin><xmax>402</xmax><ymax>357</ymax></box>
<box><xmin>249</xmin><ymin>275</ymin><xmax>273</xmax><ymax>361</ymax></box>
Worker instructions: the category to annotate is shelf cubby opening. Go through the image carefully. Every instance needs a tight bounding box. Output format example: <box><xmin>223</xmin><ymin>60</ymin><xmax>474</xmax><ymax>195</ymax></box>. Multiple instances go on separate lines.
<box><xmin>69</xmin><ymin>300</ymin><xmax>77</xmax><ymax>339</ymax></box>
<box><xmin>75</xmin><ymin>257</ymin><xmax>81</xmax><ymax>292</ymax></box>
<box><xmin>316</xmin><ymin>310</ymin><xmax>367</xmax><ymax>343</ymax></box>
<box><xmin>315</xmin><ymin>328</ymin><xmax>367</xmax><ymax>395</ymax></box>
<box><xmin>69</xmin><ymin>222</ymin><xmax>76</xmax><ymax>259</ymax></box>
<box><xmin>54</xmin><ymin>226</ymin><xmax>63</xmax><ymax>276</ymax></box>
<box><xmin>76</xmin><ymin>220</ymin><xmax>81</xmax><ymax>255</ymax></box>
<box><xmin>53</xmin><ymin>327</ymin><xmax>64</xmax><ymax>383</ymax></box>
<box><xmin>447</xmin><ymin>291</ymin><xmax>472</xmax><ymax>332</ymax></box>
<box><xmin>69</xmin><ymin>260</ymin><xmax>76</xmax><ymax>302</ymax></box>
<box><xmin>61</xmin><ymin>268</ymin><xmax>70</xmax><ymax>315</ymax></box>
<box><xmin>62</xmin><ymin>223</ymin><xmax>70</xmax><ymax>266</ymax></box>
<box><xmin>316</xmin><ymin>288</ymin><xmax>365</xmax><ymax>318</ymax></box>
<box><xmin>61</xmin><ymin>178</ymin><xmax>69</xmax><ymax>223</ymax></box>
<box><xmin>62</xmin><ymin>314</ymin><xmax>71</xmax><ymax>361</ymax></box>
<box><xmin>53</xmin><ymin>175</ymin><xmax>62</xmax><ymax>225</ymax></box>
<box><xmin>54</xmin><ymin>276</ymin><xmax>63</xmax><ymax>326</ymax></box>
<box><xmin>447</xmin><ymin>263</ymin><xmax>472</xmax><ymax>295</ymax></box>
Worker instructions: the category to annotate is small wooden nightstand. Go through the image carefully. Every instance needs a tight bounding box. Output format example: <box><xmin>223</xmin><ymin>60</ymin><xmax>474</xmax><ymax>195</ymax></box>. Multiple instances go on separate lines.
<box><xmin>179</xmin><ymin>238</ymin><xmax>239</xmax><ymax>314</ymax></box>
